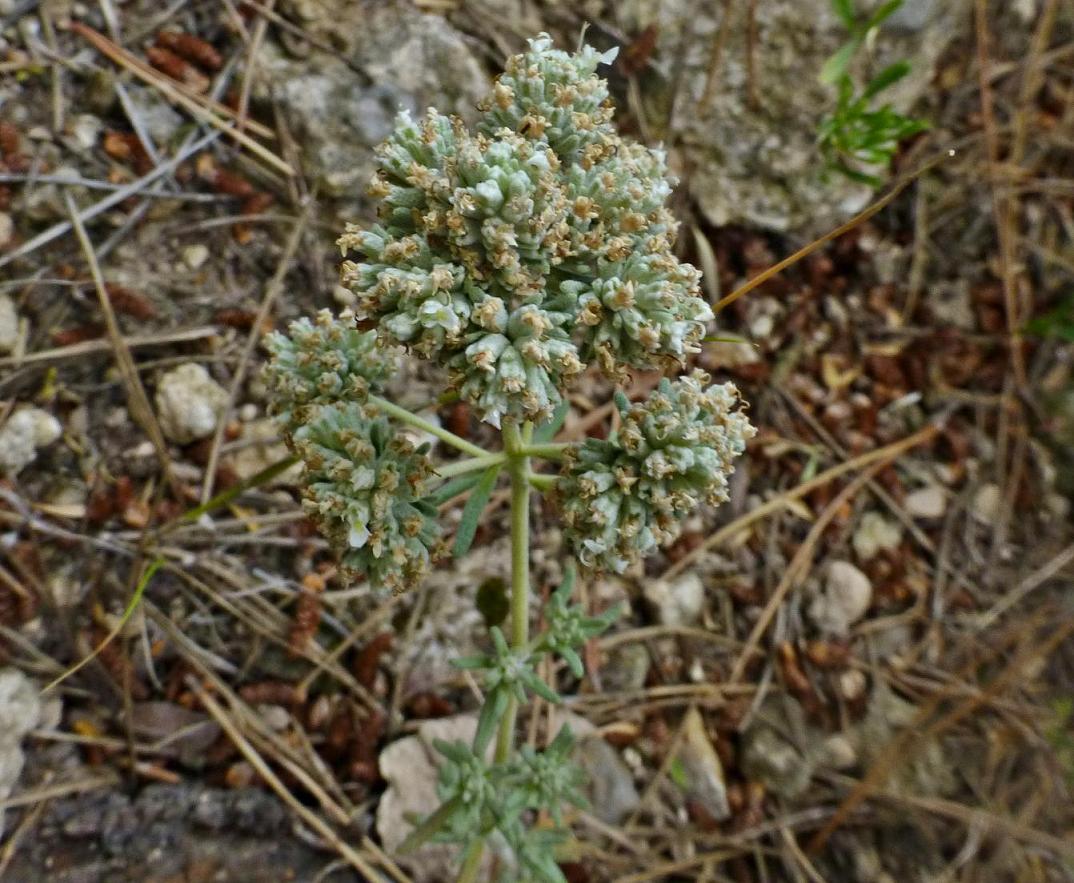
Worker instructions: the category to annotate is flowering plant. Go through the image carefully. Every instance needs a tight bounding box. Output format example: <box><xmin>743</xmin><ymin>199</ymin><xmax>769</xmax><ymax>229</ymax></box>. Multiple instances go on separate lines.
<box><xmin>266</xmin><ymin>33</ymin><xmax>754</xmax><ymax>883</ymax></box>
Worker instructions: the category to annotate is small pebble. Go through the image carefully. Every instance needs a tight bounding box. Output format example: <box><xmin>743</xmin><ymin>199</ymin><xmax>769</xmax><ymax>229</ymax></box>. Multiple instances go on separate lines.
<box><xmin>852</xmin><ymin>511</ymin><xmax>902</xmax><ymax>561</ymax></box>
<box><xmin>155</xmin><ymin>363</ymin><xmax>230</xmax><ymax>444</ymax></box>
<box><xmin>809</xmin><ymin>560</ymin><xmax>872</xmax><ymax>635</ymax></box>
<box><xmin>182</xmin><ymin>244</ymin><xmax>210</xmax><ymax>271</ymax></box>
<box><xmin>905</xmin><ymin>484</ymin><xmax>946</xmax><ymax>519</ymax></box>
<box><xmin>972</xmin><ymin>483</ymin><xmax>1002</xmax><ymax>523</ymax></box>
<box><xmin>0</xmin><ymin>213</ymin><xmax>13</xmax><ymax>249</ymax></box>
<box><xmin>0</xmin><ymin>294</ymin><xmax>18</xmax><ymax>352</ymax></box>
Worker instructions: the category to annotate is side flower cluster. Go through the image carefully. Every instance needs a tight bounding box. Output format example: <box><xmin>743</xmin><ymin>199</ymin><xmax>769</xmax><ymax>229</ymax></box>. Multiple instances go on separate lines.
<box><xmin>290</xmin><ymin>403</ymin><xmax>441</xmax><ymax>592</ymax></box>
<box><xmin>264</xmin><ymin>312</ymin><xmax>439</xmax><ymax>593</ymax></box>
<box><xmin>556</xmin><ymin>371</ymin><xmax>756</xmax><ymax>573</ymax></box>
<box><xmin>338</xmin><ymin>34</ymin><xmax>715</xmax><ymax>428</ymax></box>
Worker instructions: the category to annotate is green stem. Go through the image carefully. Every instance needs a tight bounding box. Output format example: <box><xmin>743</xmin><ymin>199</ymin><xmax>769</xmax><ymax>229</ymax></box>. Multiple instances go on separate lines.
<box><xmin>518</xmin><ymin>442</ymin><xmax>571</xmax><ymax>461</ymax></box>
<box><xmin>437</xmin><ymin>453</ymin><xmax>505</xmax><ymax>479</ymax></box>
<box><xmin>456</xmin><ymin>840</ymin><xmax>484</xmax><ymax>883</ymax></box>
<box><xmin>528</xmin><ymin>473</ymin><xmax>558</xmax><ymax>492</ymax></box>
<box><xmin>497</xmin><ymin>421</ymin><xmax>531</xmax><ymax>763</ymax></box>
<box><xmin>368</xmin><ymin>394</ymin><xmax>487</xmax><ymax>458</ymax></box>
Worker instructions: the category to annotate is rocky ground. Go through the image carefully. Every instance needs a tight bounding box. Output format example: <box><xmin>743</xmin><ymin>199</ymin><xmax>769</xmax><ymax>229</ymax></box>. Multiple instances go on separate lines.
<box><xmin>1</xmin><ymin>1</ymin><xmax>1073</xmax><ymax>881</ymax></box>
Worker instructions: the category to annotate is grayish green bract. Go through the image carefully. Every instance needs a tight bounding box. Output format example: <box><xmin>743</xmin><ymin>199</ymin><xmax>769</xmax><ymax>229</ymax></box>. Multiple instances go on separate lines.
<box><xmin>290</xmin><ymin>403</ymin><xmax>441</xmax><ymax>592</ymax></box>
<box><xmin>556</xmin><ymin>370</ymin><xmax>756</xmax><ymax>574</ymax></box>
<box><xmin>338</xmin><ymin>33</ymin><xmax>713</xmax><ymax>428</ymax></box>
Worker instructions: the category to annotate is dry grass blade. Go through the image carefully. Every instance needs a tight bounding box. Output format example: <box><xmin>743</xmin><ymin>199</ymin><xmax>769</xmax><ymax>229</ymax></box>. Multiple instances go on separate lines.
<box><xmin>0</xmin><ymin>130</ymin><xmax>219</xmax><ymax>270</ymax></box>
<box><xmin>663</xmin><ymin>422</ymin><xmax>940</xmax><ymax>580</ymax></box>
<box><xmin>69</xmin><ymin>22</ymin><xmax>293</xmax><ymax>177</ymax></box>
<box><xmin>0</xmin><ymin>325</ymin><xmax>218</xmax><ymax>369</ymax></box>
<box><xmin>67</xmin><ymin>21</ymin><xmax>274</xmax><ymax>140</ymax></box>
<box><xmin>66</xmin><ymin>193</ymin><xmax>183</xmax><ymax>501</ymax></box>
<box><xmin>727</xmin><ymin>461</ymin><xmax>886</xmax><ymax>685</ymax></box>
<box><xmin>807</xmin><ymin>612</ymin><xmax>1074</xmax><ymax>855</ymax></box>
<box><xmin>713</xmin><ymin>147</ymin><xmax>956</xmax><ymax>315</ymax></box>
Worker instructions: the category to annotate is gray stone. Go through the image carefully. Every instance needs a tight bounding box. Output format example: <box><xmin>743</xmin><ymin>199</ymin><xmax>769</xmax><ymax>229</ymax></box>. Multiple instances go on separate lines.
<box><xmin>0</xmin><ymin>668</ymin><xmax>43</xmax><ymax>838</ymax></box>
<box><xmin>674</xmin><ymin>707</ymin><xmax>730</xmax><ymax>820</ymax></box>
<box><xmin>0</xmin><ymin>293</ymin><xmax>18</xmax><ymax>353</ymax></box>
<box><xmin>852</xmin><ymin>512</ymin><xmax>902</xmax><ymax>561</ymax></box>
<box><xmin>259</xmin><ymin>1</ymin><xmax>487</xmax><ymax>200</ymax></box>
<box><xmin>644</xmin><ymin>572</ymin><xmax>705</xmax><ymax>627</ymax></box>
<box><xmin>576</xmin><ymin>734</ymin><xmax>640</xmax><ymax>825</ymax></box>
<box><xmin>0</xmin><ymin>407</ymin><xmax>62</xmax><ymax>475</ymax></box>
<box><xmin>809</xmin><ymin>560</ymin><xmax>872</xmax><ymax>635</ymax></box>
<box><xmin>619</xmin><ymin>0</ymin><xmax>965</xmax><ymax>233</ymax></box>
<box><xmin>155</xmin><ymin>363</ymin><xmax>229</xmax><ymax>445</ymax></box>
<box><xmin>905</xmin><ymin>484</ymin><xmax>946</xmax><ymax>519</ymax></box>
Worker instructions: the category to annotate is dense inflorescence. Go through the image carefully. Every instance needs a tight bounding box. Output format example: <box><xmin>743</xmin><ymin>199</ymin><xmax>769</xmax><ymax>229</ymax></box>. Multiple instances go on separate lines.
<box><xmin>337</xmin><ymin>34</ymin><xmax>714</xmax><ymax>428</ymax></box>
<box><xmin>263</xmin><ymin>309</ymin><xmax>395</xmax><ymax>432</ymax></box>
<box><xmin>556</xmin><ymin>371</ymin><xmax>756</xmax><ymax>574</ymax></box>
<box><xmin>290</xmin><ymin>404</ymin><xmax>441</xmax><ymax>592</ymax></box>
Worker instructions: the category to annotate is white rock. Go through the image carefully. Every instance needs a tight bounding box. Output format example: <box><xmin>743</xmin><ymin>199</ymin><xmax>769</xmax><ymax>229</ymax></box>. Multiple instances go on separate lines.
<box><xmin>0</xmin><ymin>213</ymin><xmax>13</xmax><ymax>250</ymax></box>
<box><xmin>852</xmin><ymin>511</ymin><xmax>903</xmax><ymax>561</ymax></box>
<box><xmin>69</xmin><ymin>113</ymin><xmax>103</xmax><ymax>151</ymax></box>
<box><xmin>0</xmin><ymin>408</ymin><xmax>62</xmax><ymax>476</ymax></box>
<box><xmin>155</xmin><ymin>363</ymin><xmax>229</xmax><ymax>444</ymax></box>
<box><xmin>905</xmin><ymin>484</ymin><xmax>946</xmax><ymax>519</ymax></box>
<box><xmin>972</xmin><ymin>483</ymin><xmax>1002</xmax><ymax>523</ymax></box>
<box><xmin>809</xmin><ymin>560</ymin><xmax>872</xmax><ymax>635</ymax></box>
<box><xmin>0</xmin><ymin>293</ymin><xmax>18</xmax><ymax>353</ymax></box>
<box><xmin>181</xmin><ymin>243</ymin><xmax>210</xmax><ymax>271</ymax></box>
<box><xmin>820</xmin><ymin>734</ymin><xmax>858</xmax><ymax>770</ymax></box>
<box><xmin>644</xmin><ymin>572</ymin><xmax>705</xmax><ymax>627</ymax></box>
<box><xmin>0</xmin><ymin>668</ymin><xmax>42</xmax><ymax>838</ymax></box>
<box><xmin>0</xmin><ymin>669</ymin><xmax>39</xmax><ymax>742</ymax></box>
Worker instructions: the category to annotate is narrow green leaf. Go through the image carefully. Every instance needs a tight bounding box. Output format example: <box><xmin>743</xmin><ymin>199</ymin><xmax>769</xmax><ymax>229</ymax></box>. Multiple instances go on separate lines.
<box><xmin>865</xmin><ymin>0</ymin><xmax>903</xmax><ymax>31</ymax></box>
<box><xmin>862</xmin><ymin>60</ymin><xmax>911</xmax><ymax>100</ymax></box>
<box><xmin>452</xmin><ymin>464</ymin><xmax>501</xmax><ymax>557</ymax></box>
<box><xmin>831</xmin><ymin>0</ymin><xmax>856</xmax><ymax>28</ymax></box>
<box><xmin>820</xmin><ymin>39</ymin><xmax>859</xmax><ymax>85</ymax></box>
<box><xmin>474</xmin><ymin>687</ymin><xmax>509</xmax><ymax>755</ymax></box>
<box><xmin>399</xmin><ymin>797</ymin><xmax>463</xmax><ymax>854</ymax></box>
<box><xmin>427</xmin><ymin>471</ymin><xmax>483</xmax><ymax>506</ymax></box>
<box><xmin>180</xmin><ymin>455</ymin><xmax>299</xmax><ymax>523</ymax></box>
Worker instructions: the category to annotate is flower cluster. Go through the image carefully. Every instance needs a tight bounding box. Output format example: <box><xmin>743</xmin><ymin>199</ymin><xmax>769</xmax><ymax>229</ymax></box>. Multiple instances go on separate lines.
<box><xmin>338</xmin><ymin>34</ymin><xmax>714</xmax><ymax>428</ymax></box>
<box><xmin>556</xmin><ymin>371</ymin><xmax>756</xmax><ymax>573</ymax></box>
<box><xmin>289</xmin><ymin>403</ymin><xmax>441</xmax><ymax>592</ymax></box>
<box><xmin>263</xmin><ymin>309</ymin><xmax>394</xmax><ymax>431</ymax></box>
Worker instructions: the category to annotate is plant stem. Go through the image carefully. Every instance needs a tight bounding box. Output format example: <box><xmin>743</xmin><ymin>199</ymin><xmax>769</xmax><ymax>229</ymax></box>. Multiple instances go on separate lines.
<box><xmin>456</xmin><ymin>840</ymin><xmax>484</xmax><ymax>883</ymax></box>
<box><xmin>518</xmin><ymin>441</ymin><xmax>570</xmax><ymax>461</ymax></box>
<box><xmin>437</xmin><ymin>453</ymin><xmax>505</xmax><ymax>478</ymax></box>
<box><xmin>497</xmin><ymin>421</ymin><xmax>531</xmax><ymax>763</ymax></box>
<box><xmin>528</xmin><ymin>473</ymin><xmax>557</xmax><ymax>492</ymax></box>
<box><xmin>368</xmin><ymin>394</ymin><xmax>487</xmax><ymax>458</ymax></box>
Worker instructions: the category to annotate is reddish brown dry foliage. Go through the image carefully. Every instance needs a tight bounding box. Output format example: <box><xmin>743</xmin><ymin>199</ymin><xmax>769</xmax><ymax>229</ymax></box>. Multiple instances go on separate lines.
<box><xmin>238</xmin><ymin>680</ymin><xmax>307</xmax><ymax>706</ymax></box>
<box><xmin>102</xmin><ymin>130</ymin><xmax>153</xmax><ymax>174</ymax></box>
<box><xmin>146</xmin><ymin>46</ymin><xmax>210</xmax><ymax>92</ymax></box>
<box><xmin>155</xmin><ymin>30</ymin><xmax>223</xmax><ymax>71</ymax></box>
<box><xmin>354</xmin><ymin>632</ymin><xmax>393</xmax><ymax>689</ymax></box>
<box><xmin>288</xmin><ymin>571</ymin><xmax>325</xmax><ymax>656</ymax></box>
<box><xmin>104</xmin><ymin>283</ymin><xmax>156</xmax><ymax>320</ymax></box>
